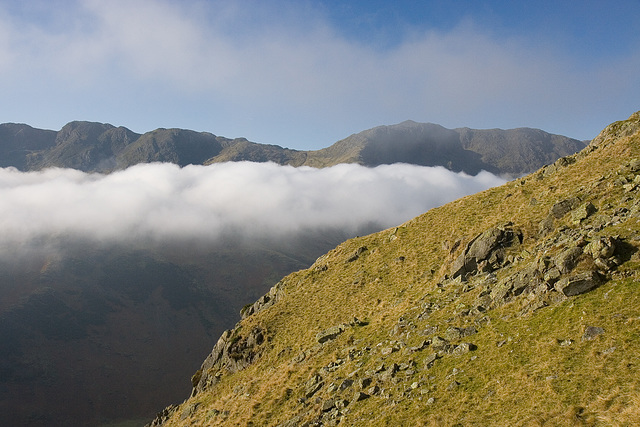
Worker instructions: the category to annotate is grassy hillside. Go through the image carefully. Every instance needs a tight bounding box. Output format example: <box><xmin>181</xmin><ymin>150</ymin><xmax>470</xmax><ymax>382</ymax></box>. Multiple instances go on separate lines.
<box><xmin>151</xmin><ymin>111</ymin><xmax>640</xmax><ymax>426</ymax></box>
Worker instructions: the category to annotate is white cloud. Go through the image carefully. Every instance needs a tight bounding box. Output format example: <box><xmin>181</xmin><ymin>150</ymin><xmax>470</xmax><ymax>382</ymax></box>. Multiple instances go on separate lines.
<box><xmin>0</xmin><ymin>162</ymin><xmax>505</xmax><ymax>254</ymax></box>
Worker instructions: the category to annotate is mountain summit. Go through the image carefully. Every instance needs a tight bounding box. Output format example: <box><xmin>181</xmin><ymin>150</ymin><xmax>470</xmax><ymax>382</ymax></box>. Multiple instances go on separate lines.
<box><xmin>149</xmin><ymin>112</ymin><xmax>640</xmax><ymax>426</ymax></box>
<box><xmin>278</xmin><ymin>121</ymin><xmax>586</xmax><ymax>176</ymax></box>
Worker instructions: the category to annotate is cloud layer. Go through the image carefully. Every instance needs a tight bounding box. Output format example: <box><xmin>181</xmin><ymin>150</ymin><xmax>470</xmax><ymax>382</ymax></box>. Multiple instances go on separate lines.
<box><xmin>0</xmin><ymin>162</ymin><xmax>505</xmax><ymax>253</ymax></box>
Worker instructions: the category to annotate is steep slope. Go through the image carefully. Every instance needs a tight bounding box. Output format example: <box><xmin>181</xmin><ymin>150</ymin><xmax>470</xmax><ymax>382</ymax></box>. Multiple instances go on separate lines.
<box><xmin>150</xmin><ymin>112</ymin><xmax>640</xmax><ymax>426</ymax></box>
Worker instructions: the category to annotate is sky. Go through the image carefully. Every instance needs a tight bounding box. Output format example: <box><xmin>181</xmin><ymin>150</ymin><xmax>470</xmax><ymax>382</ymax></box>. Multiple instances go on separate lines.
<box><xmin>0</xmin><ymin>0</ymin><xmax>638</xmax><ymax>149</ymax></box>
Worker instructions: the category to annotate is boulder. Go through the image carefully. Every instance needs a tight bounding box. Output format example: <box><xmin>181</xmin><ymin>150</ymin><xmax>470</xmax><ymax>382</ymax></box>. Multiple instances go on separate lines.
<box><xmin>554</xmin><ymin>246</ymin><xmax>584</xmax><ymax>274</ymax></box>
<box><xmin>452</xmin><ymin>343</ymin><xmax>476</xmax><ymax>355</ymax></box>
<box><xmin>304</xmin><ymin>374</ymin><xmax>324</xmax><ymax>398</ymax></box>
<box><xmin>550</xmin><ymin>197</ymin><xmax>581</xmax><ymax>219</ymax></box>
<box><xmin>584</xmin><ymin>237</ymin><xmax>616</xmax><ymax>259</ymax></box>
<box><xmin>554</xmin><ymin>271</ymin><xmax>602</xmax><ymax>296</ymax></box>
<box><xmin>571</xmin><ymin>202</ymin><xmax>597</xmax><ymax>224</ymax></box>
<box><xmin>351</xmin><ymin>391</ymin><xmax>369</xmax><ymax>403</ymax></box>
<box><xmin>240</xmin><ymin>280</ymin><xmax>285</xmax><ymax>319</ymax></box>
<box><xmin>582</xmin><ymin>326</ymin><xmax>605</xmax><ymax>341</ymax></box>
<box><xmin>443</xmin><ymin>326</ymin><xmax>478</xmax><ymax>341</ymax></box>
<box><xmin>316</xmin><ymin>325</ymin><xmax>346</xmax><ymax>344</ymax></box>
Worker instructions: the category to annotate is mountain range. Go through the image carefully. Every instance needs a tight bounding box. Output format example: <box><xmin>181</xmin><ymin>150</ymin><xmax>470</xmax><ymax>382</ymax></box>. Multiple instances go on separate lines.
<box><xmin>149</xmin><ymin>112</ymin><xmax>640</xmax><ymax>426</ymax></box>
<box><xmin>0</xmin><ymin>120</ymin><xmax>585</xmax><ymax>176</ymax></box>
<box><xmin>0</xmin><ymin>119</ymin><xmax>589</xmax><ymax>426</ymax></box>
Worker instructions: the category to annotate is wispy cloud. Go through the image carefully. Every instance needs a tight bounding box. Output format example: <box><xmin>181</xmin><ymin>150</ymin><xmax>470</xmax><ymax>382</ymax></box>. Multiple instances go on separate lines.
<box><xmin>0</xmin><ymin>162</ymin><xmax>505</xmax><ymax>254</ymax></box>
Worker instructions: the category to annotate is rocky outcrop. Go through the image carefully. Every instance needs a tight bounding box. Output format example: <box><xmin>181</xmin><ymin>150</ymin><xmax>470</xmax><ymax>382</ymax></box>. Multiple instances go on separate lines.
<box><xmin>450</xmin><ymin>224</ymin><xmax>522</xmax><ymax>279</ymax></box>
<box><xmin>240</xmin><ymin>280</ymin><xmax>285</xmax><ymax>319</ymax></box>
<box><xmin>191</xmin><ymin>325</ymin><xmax>266</xmax><ymax>396</ymax></box>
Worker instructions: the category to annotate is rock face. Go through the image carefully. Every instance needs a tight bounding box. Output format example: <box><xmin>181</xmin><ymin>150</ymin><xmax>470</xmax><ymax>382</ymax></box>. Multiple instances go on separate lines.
<box><xmin>192</xmin><ymin>326</ymin><xmax>267</xmax><ymax>395</ymax></box>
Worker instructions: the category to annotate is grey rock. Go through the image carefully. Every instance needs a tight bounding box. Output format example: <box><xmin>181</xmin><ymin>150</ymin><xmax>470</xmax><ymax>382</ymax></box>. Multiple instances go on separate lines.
<box><xmin>305</xmin><ymin>374</ymin><xmax>324</xmax><ymax>398</ymax></box>
<box><xmin>339</xmin><ymin>379</ymin><xmax>354</xmax><ymax>391</ymax></box>
<box><xmin>194</xmin><ymin>326</ymin><xmax>266</xmax><ymax>393</ymax></box>
<box><xmin>446</xmin><ymin>380</ymin><xmax>460</xmax><ymax>391</ymax></box>
<box><xmin>554</xmin><ymin>246</ymin><xmax>584</xmax><ymax>274</ymax></box>
<box><xmin>423</xmin><ymin>353</ymin><xmax>439</xmax><ymax>367</ymax></box>
<box><xmin>451</xmin><ymin>225</ymin><xmax>520</xmax><ymax>278</ymax></box>
<box><xmin>347</xmin><ymin>246</ymin><xmax>368</xmax><ymax>262</ymax></box>
<box><xmin>452</xmin><ymin>343</ymin><xmax>476</xmax><ymax>355</ymax></box>
<box><xmin>555</xmin><ymin>271</ymin><xmax>603</xmax><ymax>296</ymax></box>
<box><xmin>358</xmin><ymin>377</ymin><xmax>372</xmax><ymax>389</ymax></box>
<box><xmin>430</xmin><ymin>336</ymin><xmax>450</xmax><ymax>351</ymax></box>
<box><xmin>351</xmin><ymin>391</ymin><xmax>370</xmax><ymax>403</ymax></box>
<box><xmin>148</xmin><ymin>404</ymin><xmax>179</xmax><ymax>427</ymax></box>
<box><xmin>582</xmin><ymin>326</ymin><xmax>605</xmax><ymax>341</ymax></box>
<box><xmin>180</xmin><ymin>402</ymin><xmax>200</xmax><ymax>420</ymax></box>
<box><xmin>240</xmin><ymin>280</ymin><xmax>285</xmax><ymax>319</ymax></box>
<box><xmin>443</xmin><ymin>326</ymin><xmax>478</xmax><ymax>341</ymax></box>
<box><xmin>544</xmin><ymin>267</ymin><xmax>562</xmax><ymax>283</ymax></box>
<box><xmin>585</xmin><ymin>237</ymin><xmax>616</xmax><ymax>259</ymax></box>
<box><xmin>322</xmin><ymin>398</ymin><xmax>337</xmax><ymax>412</ymax></box>
<box><xmin>367</xmin><ymin>384</ymin><xmax>380</xmax><ymax>395</ymax></box>
<box><xmin>550</xmin><ymin>197</ymin><xmax>581</xmax><ymax>219</ymax></box>
<box><xmin>316</xmin><ymin>325</ymin><xmax>346</xmax><ymax>344</ymax></box>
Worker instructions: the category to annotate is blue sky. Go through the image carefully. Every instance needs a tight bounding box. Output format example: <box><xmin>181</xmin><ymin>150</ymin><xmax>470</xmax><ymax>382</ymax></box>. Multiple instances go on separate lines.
<box><xmin>0</xmin><ymin>0</ymin><xmax>638</xmax><ymax>149</ymax></box>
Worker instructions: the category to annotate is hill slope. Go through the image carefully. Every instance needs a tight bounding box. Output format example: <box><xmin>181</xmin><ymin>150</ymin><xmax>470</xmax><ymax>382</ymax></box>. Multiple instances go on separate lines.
<box><xmin>150</xmin><ymin>112</ymin><xmax>640</xmax><ymax>426</ymax></box>
<box><xmin>0</xmin><ymin>121</ymin><xmax>584</xmax><ymax>176</ymax></box>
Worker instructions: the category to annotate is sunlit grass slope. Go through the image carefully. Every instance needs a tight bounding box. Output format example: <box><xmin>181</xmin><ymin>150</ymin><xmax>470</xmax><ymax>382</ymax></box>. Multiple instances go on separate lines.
<box><xmin>153</xmin><ymin>112</ymin><xmax>640</xmax><ymax>427</ymax></box>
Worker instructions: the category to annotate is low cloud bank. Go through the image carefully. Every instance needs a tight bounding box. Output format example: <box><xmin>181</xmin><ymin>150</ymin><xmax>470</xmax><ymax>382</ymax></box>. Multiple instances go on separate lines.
<box><xmin>0</xmin><ymin>162</ymin><xmax>505</xmax><ymax>253</ymax></box>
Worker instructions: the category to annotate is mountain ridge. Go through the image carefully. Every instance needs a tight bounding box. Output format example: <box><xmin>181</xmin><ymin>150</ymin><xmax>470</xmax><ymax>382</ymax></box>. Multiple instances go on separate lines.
<box><xmin>0</xmin><ymin>120</ymin><xmax>586</xmax><ymax>176</ymax></box>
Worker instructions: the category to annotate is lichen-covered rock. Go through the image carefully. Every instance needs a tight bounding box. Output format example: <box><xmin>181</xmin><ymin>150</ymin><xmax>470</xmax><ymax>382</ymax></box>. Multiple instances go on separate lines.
<box><xmin>240</xmin><ymin>280</ymin><xmax>285</xmax><ymax>319</ymax></box>
<box><xmin>304</xmin><ymin>374</ymin><xmax>324</xmax><ymax>398</ymax></box>
<box><xmin>550</xmin><ymin>197</ymin><xmax>581</xmax><ymax>219</ymax></box>
<box><xmin>584</xmin><ymin>236</ymin><xmax>616</xmax><ymax>259</ymax></box>
<box><xmin>582</xmin><ymin>326</ymin><xmax>605</xmax><ymax>341</ymax></box>
<box><xmin>452</xmin><ymin>343</ymin><xmax>476</xmax><ymax>355</ymax></box>
<box><xmin>443</xmin><ymin>326</ymin><xmax>478</xmax><ymax>341</ymax></box>
<box><xmin>571</xmin><ymin>202</ymin><xmax>597</xmax><ymax>224</ymax></box>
